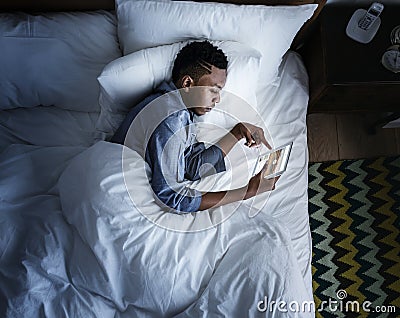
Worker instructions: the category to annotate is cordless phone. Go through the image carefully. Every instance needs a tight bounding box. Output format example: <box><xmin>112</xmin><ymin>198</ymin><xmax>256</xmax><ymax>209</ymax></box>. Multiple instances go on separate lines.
<box><xmin>346</xmin><ymin>2</ymin><xmax>384</xmax><ymax>44</ymax></box>
<box><xmin>358</xmin><ymin>2</ymin><xmax>384</xmax><ymax>30</ymax></box>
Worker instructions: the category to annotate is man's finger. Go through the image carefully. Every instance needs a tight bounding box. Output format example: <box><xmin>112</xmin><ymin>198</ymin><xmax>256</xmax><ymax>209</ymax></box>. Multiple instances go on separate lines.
<box><xmin>273</xmin><ymin>175</ymin><xmax>281</xmax><ymax>185</ymax></box>
<box><xmin>244</xmin><ymin>129</ymin><xmax>256</xmax><ymax>147</ymax></box>
<box><xmin>250</xmin><ymin>131</ymin><xmax>261</xmax><ymax>147</ymax></box>
<box><xmin>260</xmin><ymin>133</ymin><xmax>272</xmax><ymax>150</ymax></box>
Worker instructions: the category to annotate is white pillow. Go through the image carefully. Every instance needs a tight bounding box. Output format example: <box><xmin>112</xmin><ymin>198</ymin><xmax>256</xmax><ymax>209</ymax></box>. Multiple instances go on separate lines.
<box><xmin>96</xmin><ymin>40</ymin><xmax>262</xmax><ymax>138</ymax></box>
<box><xmin>116</xmin><ymin>0</ymin><xmax>317</xmax><ymax>85</ymax></box>
<box><xmin>0</xmin><ymin>11</ymin><xmax>121</xmax><ymax>111</ymax></box>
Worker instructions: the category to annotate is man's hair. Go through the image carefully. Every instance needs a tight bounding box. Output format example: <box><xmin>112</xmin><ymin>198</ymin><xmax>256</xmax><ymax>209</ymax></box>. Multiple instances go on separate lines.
<box><xmin>172</xmin><ymin>41</ymin><xmax>228</xmax><ymax>84</ymax></box>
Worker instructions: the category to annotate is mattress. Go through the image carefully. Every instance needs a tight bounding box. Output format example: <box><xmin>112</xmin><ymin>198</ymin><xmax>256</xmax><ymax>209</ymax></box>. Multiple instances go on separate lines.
<box><xmin>0</xmin><ymin>6</ymin><xmax>314</xmax><ymax>318</ymax></box>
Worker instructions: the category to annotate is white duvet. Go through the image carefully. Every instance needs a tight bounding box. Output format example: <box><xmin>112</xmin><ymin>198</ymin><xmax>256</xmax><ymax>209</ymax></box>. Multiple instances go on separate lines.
<box><xmin>0</xmin><ymin>52</ymin><xmax>314</xmax><ymax>317</ymax></box>
<box><xmin>0</xmin><ymin>141</ymin><xmax>312</xmax><ymax>318</ymax></box>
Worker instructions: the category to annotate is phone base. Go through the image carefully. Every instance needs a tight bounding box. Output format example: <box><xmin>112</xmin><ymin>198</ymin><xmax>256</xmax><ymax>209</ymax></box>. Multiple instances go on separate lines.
<box><xmin>346</xmin><ymin>9</ymin><xmax>381</xmax><ymax>44</ymax></box>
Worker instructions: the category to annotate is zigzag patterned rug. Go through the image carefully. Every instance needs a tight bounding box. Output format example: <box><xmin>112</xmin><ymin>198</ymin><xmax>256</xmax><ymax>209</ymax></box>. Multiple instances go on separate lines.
<box><xmin>308</xmin><ymin>156</ymin><xmax>400</xmax><ymax>318</ymax></box>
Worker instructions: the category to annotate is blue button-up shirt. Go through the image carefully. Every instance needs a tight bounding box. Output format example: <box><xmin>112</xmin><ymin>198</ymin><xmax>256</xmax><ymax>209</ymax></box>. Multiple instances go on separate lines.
<box><xmin>111</xmin><ymin>81</ymin><xmax>225</xmax><ymax>213</ymax></box>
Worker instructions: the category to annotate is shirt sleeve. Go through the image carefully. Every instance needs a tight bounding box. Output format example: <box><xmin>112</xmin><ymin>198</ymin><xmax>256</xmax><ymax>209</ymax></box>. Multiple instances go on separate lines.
<box><xmin>146</xmin><ymin>123</ymin><xmax>202</xmax><ymax>214</ymax></box>
<box><xmin>184</xmin><ymin>143</ymin><xmax>226</xmax><ymax>181</ymax></box>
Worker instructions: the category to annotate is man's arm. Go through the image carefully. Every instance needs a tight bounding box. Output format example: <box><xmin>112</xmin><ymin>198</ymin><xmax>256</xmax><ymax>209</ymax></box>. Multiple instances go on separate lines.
<box><xmin>217</xmin><ymin>122</ymin><xmax>272</xmax><ymax>157</ymax></box>
<box><xmin>184</xmin><ymin>142</ymin><xmax>226</xmax><ymax>181</ymax></box>
<box><xmin>185</xmin><ymin>122</ymin><xmax>271</xmax><ymax>181</ymax></box>
<box><xmin>148</xmin><ymin>122</ymin><xmax>278</xmax><ymax>212</ymax></box>
<box><xmin>147</xmin><ymin>118</ymin><xmax>275</xmax><ymax>213</ymax></box>
<box><xmin>198</xmin><ymin>168</ymin><xmax>280</xmax><ymax>211</ymax></box>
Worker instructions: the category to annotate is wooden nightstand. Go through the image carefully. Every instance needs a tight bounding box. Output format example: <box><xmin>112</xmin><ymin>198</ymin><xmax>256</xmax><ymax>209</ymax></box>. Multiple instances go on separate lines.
<box><xmin>301</xmin><ymin>3</ymin><xmax>400</xmax><ymax>113</ymax></box>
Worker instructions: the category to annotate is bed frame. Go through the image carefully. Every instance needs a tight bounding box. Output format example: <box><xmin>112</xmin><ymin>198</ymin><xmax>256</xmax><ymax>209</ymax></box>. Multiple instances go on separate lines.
<box><xmin>0</xmin><ymin>0</ymin><xmax>326</xmax><ymax>49</ymax></box>
<box><xmin>0</xmin><ymin>0</ymin><xmax>324</xmax><ymax>11</ymax></box>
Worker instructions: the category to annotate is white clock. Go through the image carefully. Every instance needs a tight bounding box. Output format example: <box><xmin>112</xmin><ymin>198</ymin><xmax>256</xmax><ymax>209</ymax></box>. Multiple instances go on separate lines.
<box><xmin>382</xmin><ymin>25</ymin><xmax>400</xmax><ymax>73</ymax></box>
<box><xmin>381</xmin><ymin>45</ymin><xmax>400</xmax><ymax>73</ymax></box>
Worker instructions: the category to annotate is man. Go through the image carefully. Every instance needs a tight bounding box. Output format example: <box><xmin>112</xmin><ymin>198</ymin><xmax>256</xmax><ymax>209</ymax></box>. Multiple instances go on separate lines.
<box><xmin>112</xmin><ymin>41</ymin><xmax>279</xmax><ymax>213</ymax></box>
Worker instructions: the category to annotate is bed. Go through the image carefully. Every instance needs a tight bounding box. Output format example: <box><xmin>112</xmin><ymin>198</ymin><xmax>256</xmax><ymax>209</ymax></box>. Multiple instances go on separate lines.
<box><xmin>0</xmin><ymin>0</ymin><xmax>325</xmax><ymax>317</ymax></box>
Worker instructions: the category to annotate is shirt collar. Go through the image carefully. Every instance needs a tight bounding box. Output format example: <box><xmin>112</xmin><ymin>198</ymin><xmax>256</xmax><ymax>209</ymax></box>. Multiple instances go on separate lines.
<box><xmin>156</xmin><ymin>80</ymin><xmax>178</xmax><ymax>94</ymax></box>
<box><xmin>156</xmin><ymin>80</ymin><xmax>196</xmax><ymax>121</ymax></box>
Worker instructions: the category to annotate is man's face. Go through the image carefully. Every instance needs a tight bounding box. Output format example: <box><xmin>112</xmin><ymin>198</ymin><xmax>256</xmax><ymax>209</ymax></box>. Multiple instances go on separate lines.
<box><xmin>183</xmin><ymin>66</ymin><xmax>227</xmax><ymax>116</ymax></box>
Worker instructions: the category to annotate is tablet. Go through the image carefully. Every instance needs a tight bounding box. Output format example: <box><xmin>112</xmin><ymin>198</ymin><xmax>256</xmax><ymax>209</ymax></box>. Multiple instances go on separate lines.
<box><xmin>252</xmin><ymin>142</ymin><xmax>293</xmax><ymax>179</ymax></box>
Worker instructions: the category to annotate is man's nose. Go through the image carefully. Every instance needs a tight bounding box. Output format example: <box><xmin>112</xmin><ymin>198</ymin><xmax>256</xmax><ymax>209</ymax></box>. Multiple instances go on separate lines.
<box><xmin>213</xmin><ymin>92</ymin><xmax>221</xmax><ymax>104</ymax></box>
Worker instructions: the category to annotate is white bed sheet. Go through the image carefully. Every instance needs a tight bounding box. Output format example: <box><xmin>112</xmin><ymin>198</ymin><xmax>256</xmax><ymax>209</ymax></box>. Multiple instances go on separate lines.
<box><xmin>0</xmin><ymin>51</ymin><xmax>313</xmax><ymax>317</ymax></box>
<box><xmin>254</xmin><ymin>51</ymin><xmax>313</xmax><ymax>294</ymax></box>
<box><xmin>0</xmin><ymin>107</ymin><xmax>99</xmax><ymax>154</ymax></box>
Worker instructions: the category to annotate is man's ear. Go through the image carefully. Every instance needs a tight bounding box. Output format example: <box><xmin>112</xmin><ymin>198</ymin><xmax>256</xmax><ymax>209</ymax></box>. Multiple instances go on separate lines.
<box><xmin>181</xmin><ymin>75</ymin><xmax>195</xmax><ymax>92</ymax></box>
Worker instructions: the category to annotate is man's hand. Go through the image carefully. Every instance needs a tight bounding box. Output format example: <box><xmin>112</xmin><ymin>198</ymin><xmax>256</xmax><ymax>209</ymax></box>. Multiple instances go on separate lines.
<box><xmin>217</xmin><ymin>122</ymin><xmax>271</xmax><ymax>157</ymax></box>
<box><xmin>231</xmin><ymin>122</ymin><xmax>271</xmax><ymax>149</ymax></box>
<box><xmin>245</xmin><ymin>168</ymin><xmax>280</xmax><ymax>200</ymax></box>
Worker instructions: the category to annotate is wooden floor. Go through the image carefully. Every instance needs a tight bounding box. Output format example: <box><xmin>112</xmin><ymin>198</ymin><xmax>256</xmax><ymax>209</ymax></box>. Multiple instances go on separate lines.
<box><xmin>307</xmin><ymin>112</ymin><xmax>400</xmax><ymax>163</ymax></box>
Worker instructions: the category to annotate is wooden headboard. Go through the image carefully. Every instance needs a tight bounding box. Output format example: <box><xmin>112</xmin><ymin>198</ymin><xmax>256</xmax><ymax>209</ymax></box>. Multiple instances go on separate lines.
<box><xmin>0</xmin><ymin>0</ymin><xmax>326</xmax><ymax>48</ymax></box>
<box><xmin>0</xmin><ymin>0</ymin><xmax>324</xmax><ymax>11</ymax></box>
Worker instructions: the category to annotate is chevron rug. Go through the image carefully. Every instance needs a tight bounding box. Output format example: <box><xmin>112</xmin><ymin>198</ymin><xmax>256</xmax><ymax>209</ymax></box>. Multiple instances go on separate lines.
<box><xmin>308</xmin><ymin>156</ymin><xmax>400</xmax><ymax>318</ymax></box>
